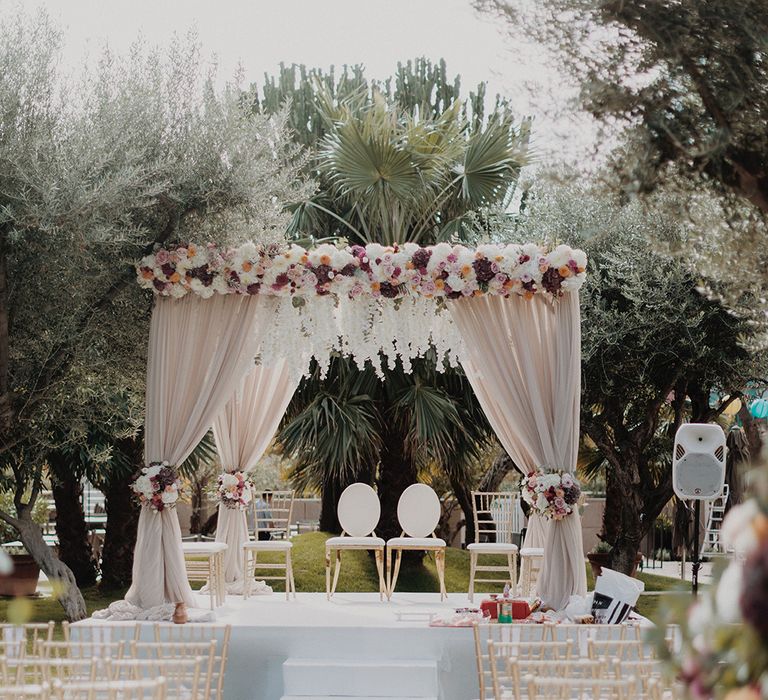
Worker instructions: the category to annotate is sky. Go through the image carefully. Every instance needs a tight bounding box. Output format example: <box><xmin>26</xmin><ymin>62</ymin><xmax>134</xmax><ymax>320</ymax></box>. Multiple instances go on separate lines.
<box><xmin>9</xmin><ymin>0</ymin><xmax>596</xmax><ymax>162</ymax></box>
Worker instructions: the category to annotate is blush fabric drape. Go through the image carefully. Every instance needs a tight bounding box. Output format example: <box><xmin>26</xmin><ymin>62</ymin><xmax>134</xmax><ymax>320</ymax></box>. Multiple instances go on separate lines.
<box><xmin>125</xmin><ymin>293</ymin><xmax>277</xmax><ymax>611</ymax></box>
<box><xmin>212</xmin><ymin>360</ymin><xmax>301</xmax><ymax>591</ymax></box>
<box><xmin>449</xmin><ymin>292</ymin><xmax>587</xmax><ymax>609</ymax></box>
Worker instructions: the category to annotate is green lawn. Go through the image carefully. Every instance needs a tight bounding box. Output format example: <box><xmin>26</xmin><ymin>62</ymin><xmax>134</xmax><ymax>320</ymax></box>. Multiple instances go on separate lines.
<box><xmin>0</xmin><ymin>532</ymin><xmax>689</xmax><ymax>630</ymax></box>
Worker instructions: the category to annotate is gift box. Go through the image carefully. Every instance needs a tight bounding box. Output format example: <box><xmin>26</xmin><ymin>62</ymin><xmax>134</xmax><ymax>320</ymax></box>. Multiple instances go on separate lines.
<box><xmin>511</xmin><ymin>599</ymin><xmax>530</xmax><ymax>620</ymax></box>
<box><xmin>480</xmin><ymin>598</ymin><xmax>499</xmax><ymax>620</ymax></box>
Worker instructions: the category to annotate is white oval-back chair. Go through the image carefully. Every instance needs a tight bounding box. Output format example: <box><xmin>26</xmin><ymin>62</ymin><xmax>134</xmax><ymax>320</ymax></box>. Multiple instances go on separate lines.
<box><xmin>325</xmin><ymin>483</ymin><xmax>386</xmax><ymax>600</ymax></box>
<box><xmin>386</xmin><ymin>484</ymin><xmax>447</xmax><ymax>601</ymax></box>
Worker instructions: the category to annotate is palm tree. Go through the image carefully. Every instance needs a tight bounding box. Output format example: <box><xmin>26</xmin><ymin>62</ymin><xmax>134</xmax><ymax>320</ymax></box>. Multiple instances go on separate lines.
<box><xmin>255</xmin><ymin>59</ymin><xmax>530</xmax><ymax>543</ymax></box>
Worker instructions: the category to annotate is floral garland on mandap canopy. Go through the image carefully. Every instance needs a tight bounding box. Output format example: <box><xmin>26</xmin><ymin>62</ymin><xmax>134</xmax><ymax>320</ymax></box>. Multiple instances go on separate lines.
<box><xmin>137</xmin><ymin>241</ymin><xmax>587</xmax><ymax>378</ymax></box>
<box><xmin>138</xmin><ymin>241</ymin><xmax>586</xmax><ymax>301</ymax></box>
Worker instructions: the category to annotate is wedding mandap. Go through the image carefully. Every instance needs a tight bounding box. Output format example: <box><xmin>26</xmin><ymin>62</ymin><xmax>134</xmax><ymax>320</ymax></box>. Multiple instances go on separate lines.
<box><xmin>103</xmin><ymin>239</ymin><xmax>589</xmax><ymax>619</ymax></box>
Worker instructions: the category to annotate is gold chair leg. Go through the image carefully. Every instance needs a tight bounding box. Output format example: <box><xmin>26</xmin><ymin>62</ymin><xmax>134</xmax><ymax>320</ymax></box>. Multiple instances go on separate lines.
<box><xmin>507</xmin><ymin>552</ymin><xmax>517</xmax><ymax>595</ymax></box>
<box><xmin>436</xmin><ymin>549</ymin><xmax>447</xmax><ymax>601</ymax></box>
<box><xmin>325</xmin><ymin>547</ymin><xmax>332</xmax><ymax>600</ymax></box>
<box><xmin>288</xmin><ymin>551</ymin><xmax>297</xmax><ymax>599</ymax></box>
<box><xmin>389</xmin><ymin>549</ymin><xmax>403</xmax><ymax>600</ymax></box>
<box><xmin>243</xmin><ymin>550</ymin><xmax>250</xmax><ymax>600</ymax></box>
<box><xmin>208</xmin><ymin>557</ymin><xmax>215</xmax><ymax>610</ymax></box>
<box><xmin>374</xmin><ymin>549</ymin><xmax>385</xmax><ymax>601</ymax></box>
<box><xmin>468</xmin><ymin>551</ymin><xmax>477</xmax><ymax>602</ymax></box>
<box><xmin>284</xmin><ymin>550</ymin><xmax>291</xmax><ymax>601</ymax></box>
<box><xmin>330</xmin><ymin>549</ymin><xmax>342</xmax><ymax>596</ymax></box>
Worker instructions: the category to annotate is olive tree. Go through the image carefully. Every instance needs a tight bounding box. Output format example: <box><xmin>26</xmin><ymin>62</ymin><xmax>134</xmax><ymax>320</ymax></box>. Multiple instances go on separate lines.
<box><xmin>0</xmin><ymin>13</ymin><xmax>311</xmax><ymax>619</ymax></box>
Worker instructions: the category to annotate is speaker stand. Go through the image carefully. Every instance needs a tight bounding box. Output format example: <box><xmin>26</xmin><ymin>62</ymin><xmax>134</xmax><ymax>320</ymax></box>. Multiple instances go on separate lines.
<box><xmin>692</xmin><ymin>500</ymin><xmax>701</xmax><ymax>596</ymax></box>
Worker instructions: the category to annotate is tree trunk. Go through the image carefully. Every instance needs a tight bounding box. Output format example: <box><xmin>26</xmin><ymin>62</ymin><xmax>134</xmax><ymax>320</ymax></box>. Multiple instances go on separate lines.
<box><xmin>446</xmin><ymin>471</ymin><xmax>473</xmax><ymax>547</ymax></box>
<box><xmin>0</xmin><ymin>233</ymin><xmax>11</xmax><ymax>435</ymax></box>
<box><xmin>602</xmin><ymin>459</ymin><xmax>644</xmax><ymax>575</ymax></box>
<box><xmin>99</xmin><ymin>475</ymin><xmax>139</xmax><ymax>591</ymax></box>
<box><xmin>478</xmin><ymin>451</ymin><xmax>517</xmax><ymax>493</ymax></box>
<box><xmin>376</xmin><ymin>425</ymin><xmax>417</xmax><ymax>543</ymax></box>
<box><xmin>51</xmin><ymin>472</ymin><xmax>97</xmax><ymax>587</ymax></box>
<box><xmin>319</xmin><ymin>477</ymin><xmax>343</xmax><ymax>533</ymax></box>
<box><xmin>15</xmin><ymin>506</ymin><xmax>86</xmax><ymax>621</ymax></box>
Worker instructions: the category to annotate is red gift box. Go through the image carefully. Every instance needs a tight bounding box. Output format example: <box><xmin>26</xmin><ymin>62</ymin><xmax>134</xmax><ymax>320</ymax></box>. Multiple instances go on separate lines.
<box><xmin>511</xmin><ymin>599</ymin><xmax>530</xmax><ymax>619</ymax></box>
<box><xmin>480</xmin><ymin>598</ymin><xmax>499</xmax><ymax>620</ymax></box>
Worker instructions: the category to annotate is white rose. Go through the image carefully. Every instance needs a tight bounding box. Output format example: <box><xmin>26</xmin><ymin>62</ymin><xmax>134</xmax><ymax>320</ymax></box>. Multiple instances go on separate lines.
<box><xmin>446</xmin><ymin>274</ymin><xmax>465</xmax><ymax>291</ymax></box>
<box><xmin>161</xmin><ymin>489</ymin><xmax>178</xmax><ymax>505</ymax></box>
<box><xmin>221</xmin><ymin>474</ymin><xmax>238</xmax><ymax>489</ymax></box>
<box><xmin>133</xmin><ymin>476</ymin><xmax>152</xmax><ymax>495</ymax></box>
<box><xmin>536</xmin><ymin>493</ymin><xmax>549</xmax><ymax>512</ymax></box>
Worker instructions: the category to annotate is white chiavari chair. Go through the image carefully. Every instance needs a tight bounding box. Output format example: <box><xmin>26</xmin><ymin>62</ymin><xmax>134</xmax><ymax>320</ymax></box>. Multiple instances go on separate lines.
<box><xmin>107</xmin><ymin>657</ymin><xmax>203</xmax><ymax>700</ymax></box>
<box><xmin>525</xmin><ymin>674</ymin><xmax>636</xmax><ymax>699</ymax></box>
<box><xmin>129</xmin><ymin>640</ymin><xmax>215</xmax><ymax>694</ymax></box>
<box><xmin>243</xmin><ymin>490</ymin><xmax>296</xmax><ymax>600</ymax></box>
<box><xmin>467</xmin><ymin>492</ymin><xmax>520</xmax><ymax>602</ymax></box>
<box><xmin>51</xmin><ymin>677</ymin><xmax>166</xmax><ymax>700</ymax></box>
<box><xmin>517</xmin><ymin>549</ymin><xmax>544</xmax><ymax>598</ymax></box>
<box><xmin>153</xmin><ymin>624</ymin><xmax>231</xmax><ymax>700</ymax></box>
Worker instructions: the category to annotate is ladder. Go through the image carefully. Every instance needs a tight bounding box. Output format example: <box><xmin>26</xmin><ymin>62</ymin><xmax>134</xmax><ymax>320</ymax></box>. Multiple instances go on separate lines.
<box><xmin>701</xmin><ymin>483</ymin><xmax>730</xmax><ymax>555</ymax></box>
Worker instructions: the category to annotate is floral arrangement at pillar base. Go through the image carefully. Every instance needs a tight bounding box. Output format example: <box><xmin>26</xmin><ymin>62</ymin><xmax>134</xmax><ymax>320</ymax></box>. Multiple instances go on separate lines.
<box><xmin>131</xmin><ymin>461</ymin><xmax>181</xmax><ymax>512</ymax></box>
<box><xmin>520</xmin><ymin>470</ymin><xmax>581</xmax><ymax>520</ymax></box>
<box><xmin>658</xmin><ymin>489</ymin><xmax>768</xmax><ymax>699</ymax></box>
<box><xmin>216</xmin><ymin>471</ymin><xmax>254</xmax><ymax>510</ymax></box>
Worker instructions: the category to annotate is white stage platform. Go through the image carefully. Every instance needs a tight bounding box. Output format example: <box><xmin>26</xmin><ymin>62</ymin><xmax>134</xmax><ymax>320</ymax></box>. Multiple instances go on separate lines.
<box><xmin>87</xmin><ymin>592</ymin><xmax>481</xmax><ymax>700</ymax></box>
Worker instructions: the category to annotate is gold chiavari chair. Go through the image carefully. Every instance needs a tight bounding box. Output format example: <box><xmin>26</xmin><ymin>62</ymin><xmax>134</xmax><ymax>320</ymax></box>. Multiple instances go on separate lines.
<box><xmin>467</xmin><ymin>492</ymin><xmax>520</xmax><ymax>602</ymax></box>
<box><xmin>488</xmin><ymin>639</ymin><xmax>574</xmax><ymax>700</ymax></box>
<box><xmin>525</xmin><ymin>674</ymin><xmax>637</xmax><ymax>700</ymax></box>
<box><xmin>62</xmin><ymin>623</ymin><xmax>141</xmax><ymax>646</ymax></box>
<box><xmin>50</xmin><ymin>677</ymin><xmax>166</xmax><ymax>700</ymax></box>
<box><xmin>153</xmin><ymin>624</ymin><xmax>231</xmax><ymax>700</ymax></box>
<box><xmin>588</xmin><ymin>638</ymin><xmax>651</xmax><ymax>661</ymax></box>
<box><xmin>107</xmin><ymin>657</ymin><xmax>203</xmax><ymax>700</ymax></box>
<box><xmin>243</xmin><ymin>490</ymin><xmax>296</xmax><ymax>600</ymax></box>
<box><xmin>24</xmin><ymin>657</ymin><xmax>103</xmax><ymax>685</ymax></box>
<box><xmin>0</xmin><ymin>683</ymin><xmax>50</xmax><ymax>699</ymax></box>
<box><xmin>506</xmin><ymin>658</ymin><xmax>610</xmax><ymax>700</ymax></box>
<box><xmin>473</xmin><ymin>622</ymin><xmax>553</xmax><ymax>700</ymax></box>
<box><xmin>37</xmin><ymin>641</ymin><xmax>127</xmax><ymax>661</ymax></box>
<box><xmin>1</xmin><ymin>622</ymin><xmax>55</xmax><ymax>656</ymax></box>
<box><xmin>131</xmin><ymin>641</ymin><xmax>214</xmax><ymax>700</ymax></box>
<box><xmin>611</xmin><ymin>657</ymin><xmax>669</xmax><ymax>699</ymax></box>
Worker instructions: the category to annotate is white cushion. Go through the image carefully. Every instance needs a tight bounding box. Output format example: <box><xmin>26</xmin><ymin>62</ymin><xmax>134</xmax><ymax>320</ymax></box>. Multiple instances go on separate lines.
<box><xmin>467</xmin><ymin>542</ymin><xmax>519</xmax><ymax>553</ymax></box>
<box><xmin>397</xmin><ymin>484</ymin><xmax>441</xmax><ymax>537</ymax></box>
<box><xmin>326</xmin><ymin>536</ymin><xmax>384</xmax><ymax>548</ymax></box>
<box><xmin>243</xmin><ymin>539</ymin><xmax>292</xmax><ymax>550</ymax></box>
<box><xmin>181</xmin><ymin>542</ymin><xmax>228</xmax><ymax>554</ymax></box>
<box><xmin>520</xmin><ymin>547</ymin><xmax>545</xmax><ymax>557</ymax></box>
<box><xmin>386</xmin><ymin>537</ymin><xmax>446</xmax><ymax>549</ymax></box>
<box><xmin>338</xmin><ymin>483</ymin><xmax>381</xmax><ymax>537</ymax></box>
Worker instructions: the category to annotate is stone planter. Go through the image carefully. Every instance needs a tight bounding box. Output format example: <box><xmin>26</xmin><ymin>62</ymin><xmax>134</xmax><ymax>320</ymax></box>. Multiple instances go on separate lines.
<box><xmin>587</xmin><ymin>551</ymin><xmax>643</xmax><ymax>579</ymax></box>
<box><xmin>0</xmin><ymin>554</ymin><xmax>40</xmax><ymax>597</ymax></box>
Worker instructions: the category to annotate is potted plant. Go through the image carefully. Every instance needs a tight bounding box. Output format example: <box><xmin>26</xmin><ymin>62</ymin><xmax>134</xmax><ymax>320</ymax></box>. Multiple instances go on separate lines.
<box><xmin>587</xmin><ymin>539</ymin><xmax>613</xmax><ymax>579</ymax></box>
<box><xmin>0</xmin><ymin>545</ymin><xmax>40</xmax><ymax>597</ymax></box>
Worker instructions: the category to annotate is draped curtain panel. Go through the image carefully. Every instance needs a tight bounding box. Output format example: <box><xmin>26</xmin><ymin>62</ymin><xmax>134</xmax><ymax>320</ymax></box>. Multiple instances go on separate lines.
<box><xmin>450</xmin><ymin>292</ymin><xmax>587</xmax><ymax>609</ymax></box>
<box><xmin>213</xmin><ymin>360</ymin><xmax>301</xmax><ymax>591</ymax></box>
<box><xmin>125</xmin><ymin>293</ymin><xmax>277</xmax><ymax>611</ymax></box>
